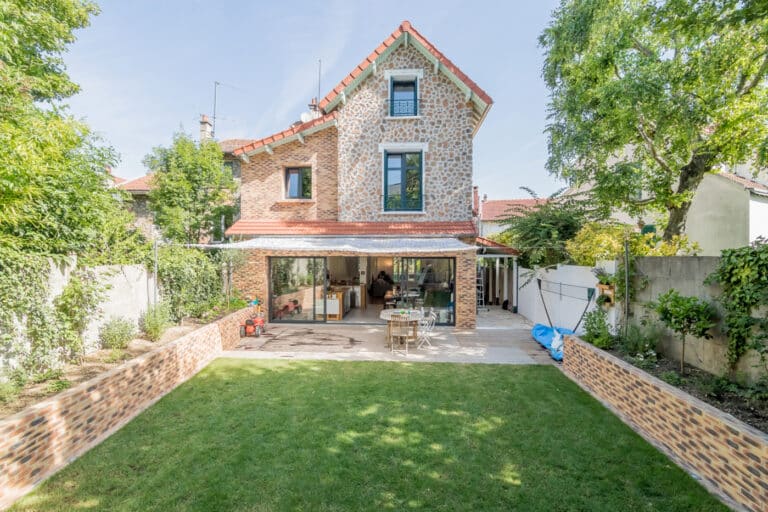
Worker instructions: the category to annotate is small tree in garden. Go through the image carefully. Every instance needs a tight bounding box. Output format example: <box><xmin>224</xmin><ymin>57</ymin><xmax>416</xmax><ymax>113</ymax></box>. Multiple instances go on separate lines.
<box><xmin>653</xmin><ymin>290</ymin><xmax>716</xmax><ymax>374</ymax></box>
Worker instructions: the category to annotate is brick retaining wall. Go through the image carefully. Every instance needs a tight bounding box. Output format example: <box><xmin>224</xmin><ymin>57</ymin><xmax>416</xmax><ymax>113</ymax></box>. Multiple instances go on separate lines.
<box><xmin>563</xmin><ymin>335</ymin><xmax>768</xmax><ymax>512</ymax></box>
<box><xmin>0</xmin><ymin>306</ymin><xmax>255</xmax><ymax>510</ymax></box>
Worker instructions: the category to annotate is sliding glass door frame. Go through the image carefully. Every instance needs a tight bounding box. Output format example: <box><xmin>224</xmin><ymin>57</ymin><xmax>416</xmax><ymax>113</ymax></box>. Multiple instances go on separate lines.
<box><xmin>267</xmin><ymin>256</ymin><xmax>328</xmax><ymax>324</ymax></box>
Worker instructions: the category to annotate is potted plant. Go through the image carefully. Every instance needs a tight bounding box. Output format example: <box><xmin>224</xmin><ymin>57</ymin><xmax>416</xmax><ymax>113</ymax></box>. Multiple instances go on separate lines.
<box><xmin>596</xmin><ymin>293</ymin><xmax>613</xmax><ymax>308</ymax></box>
<box><xmin>593</xmin><ymin>267</ymin><xmax>616</xmax><ymax>304</ymax></box>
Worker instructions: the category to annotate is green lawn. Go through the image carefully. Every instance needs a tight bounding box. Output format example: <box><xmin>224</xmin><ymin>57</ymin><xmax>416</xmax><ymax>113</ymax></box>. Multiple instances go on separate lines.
<box><xmin>13</xmin><ymin>360</ymin><xmax>727</xmax><ymax>511</ymax></box>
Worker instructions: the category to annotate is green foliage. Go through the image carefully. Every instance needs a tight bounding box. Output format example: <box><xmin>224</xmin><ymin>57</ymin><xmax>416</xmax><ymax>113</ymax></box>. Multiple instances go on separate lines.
<box><xmin>146</xmin><ymin>133</ymin><xmax>237</xmax><ymax>244</ymax></box>
<box><xmin>141</xmin><ymin>303</ymin><xmax>172</xmax><ymax>342</ymax></box>
<box><xmin>0</xmin><ymin>248</ymin><xmax>50</xmax><ymax>350</ymax></box>
<box><xmin>31</xmin><ymin>369</ymin><xmax>64</xmax><ymax>384</ymax></box>
<box><xmin>0</xmin><ymin>381</ymin><xmax>20</xmax><ymax>404</ymax></box>
<box><xmin>53</xmin><ymin>269</ymin><xmax>105</xmax><ymax>361</ymax></box>
<box><xmin>568</xmin><ymin>223</ymin><xmax>698</xmax><ymax>266</ymax></box>
<box><xmin>653</xmin><ymin>290</ymin><xmax>716</xmax><ymax>373</ymax></box>
<box><xmin>0</xmin><ymin>1</ymin><xmax>143</xmax><ymax>260</ymax></box>
<box><xmin>541</xmin><ymin>0</ymin><xmax>768</xmax><ymax>240</ymax></box>
<box><xmin>660</xmin><ymin>371</ymin><xmax>685</xmax><ymax>387</ymax></box>
<box><xmin>617</xmin><ymin>323</ymin><xmax>659</xmax><ymax>358</ymax></box>
<box><xmin>497</xmin><ymin>187</ymin><xmax>587</xmax><ymax>267</ymax></box>
<box><xmin>45</xmin><ymin>379</ymin><xmax>71</xmax><ymax>394</ymax></box>
<box><xmin>99</xmin><ymin>317</ymin><xmax>137</xmax><ymax>350</ymax></box>
<box><xmin>582</xmin><ymin>309</ymin><xmax>613</xmax><ymax>349</ymax></box>
<box><xmin>707</xmin><ymin>238</ymin><xmax>768</xmax><ymax>364</ymax></box>
<box><xmin>105</xmin><ymin>349</ymin><xmax>129</xmax><ymax>364</ymax></box>
<box><xmin>157</xmin><ymin>247</ymin><xmax>222</xmax><ymax>321</ymax></box>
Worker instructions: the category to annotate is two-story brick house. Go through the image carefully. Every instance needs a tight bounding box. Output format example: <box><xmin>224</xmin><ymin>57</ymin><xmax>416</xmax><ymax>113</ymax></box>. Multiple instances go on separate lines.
<box><xmin>225</xmin><ymin>21</ymin><xmax>492</xmax><ymax>328</ymax></box>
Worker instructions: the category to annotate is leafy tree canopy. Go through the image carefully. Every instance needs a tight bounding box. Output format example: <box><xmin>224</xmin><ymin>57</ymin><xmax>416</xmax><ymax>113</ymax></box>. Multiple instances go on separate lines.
<box><xmin>494</xmin><ymin>187</ymin><xmax>588</xmax><ymax>267</ymax></box>
<box><xmin>0</xmin><ymin>0</ymin><xmax>146</xmax><ymax>261</ymax></box>
<box><xmin>541</xmin><ymin>0</ymin><xmax>768</xmax><ymax>240</ymax></box>
<box><xmin>145</xmin><ymin>133</ymin><xmax>237</xmax><ymax>244</ymax></box>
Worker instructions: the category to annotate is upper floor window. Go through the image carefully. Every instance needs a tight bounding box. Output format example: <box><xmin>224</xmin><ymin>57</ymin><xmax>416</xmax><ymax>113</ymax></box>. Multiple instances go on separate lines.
<box><xmin>285</xmin><ymin>167</ymin><xmax>311</xmax><ymax>199</ymax></box>
<box><xmin>391</xmin><ymin>79</ymin><xmax>417</xmax><ymax>116</ymax></box>
<box><xmin>384</xmin><ymin>152</ymin><xmax>422</xmax><ymax>211</ymax></box>
<box><xmin>223</xmin><ymin>160</ymin><xmax>241</xmax><ymax>180</ymax></box>
<box><xmin>385</xmin><ymin>69</ymin><xmax>423</xmax><ymax>118</ymax></box>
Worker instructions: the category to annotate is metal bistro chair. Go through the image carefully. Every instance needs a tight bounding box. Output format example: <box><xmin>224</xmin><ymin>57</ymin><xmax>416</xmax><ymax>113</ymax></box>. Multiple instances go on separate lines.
<box><xmin>390</xmin><ymin>313</ymin><xmax>414</xmax><ymax>355</ymax></box>
<box><xmin>417</xmin><ymin>311</ymin><xmax>436</xmax><ymax>349</ymax></box>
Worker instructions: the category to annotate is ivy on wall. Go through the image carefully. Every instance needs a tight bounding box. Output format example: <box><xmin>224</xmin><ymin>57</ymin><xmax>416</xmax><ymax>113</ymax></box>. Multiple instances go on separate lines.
<box><xmin>707</xmin><ymin>238</ymin><xmax>768</xmax><ymax>365</ymax></box>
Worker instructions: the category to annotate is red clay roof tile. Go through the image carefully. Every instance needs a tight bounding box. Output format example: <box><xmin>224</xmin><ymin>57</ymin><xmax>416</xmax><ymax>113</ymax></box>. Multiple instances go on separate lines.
<box><xmin>318</xmin><ymin>20</ymin><xmax>493</xmax><ymax>112</ymax></box>
<box><xmin>481</xmin><ymin>199</ymin><xmax>546</xmax><ymax>221</ymax></box>
<box><xmin>716</xmin><ymin>171</ymin><xmax>768</xmax><ymax>192</ymax></box>
<box><xmin>225</xmin><ymin>220</ymin><xmax>476</xmax><ymax>237</ymax></box>
<box><xmin>231</xmin><ymin>111</ymin><xmax>339</xmax><ymax>156</ymax></box>
<box><xmin>117</xmin><ymin>174</ymin><xmax>154</xmax><ymax>193</ymax></box>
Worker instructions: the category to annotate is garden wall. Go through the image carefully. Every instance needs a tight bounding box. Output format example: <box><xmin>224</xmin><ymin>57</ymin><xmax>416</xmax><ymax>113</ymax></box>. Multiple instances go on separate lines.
<box><xmin>631</xmin><ymin>256</ymin><xmax>765</xmax><ymax>382</ymax></box>
<box><xmin>0</xmin><ymin>306</ymin><xmax>255</xmax><ymax>510</ymax></box>
<box><xmin>517</xmin><ymin>262</ymin><xmax>617</xmax><ymax>335</ymax></box>
<box><xmin>563</xmin><ymin>335</ymin><xmax>768</xmax><ymax>512</ymax></box>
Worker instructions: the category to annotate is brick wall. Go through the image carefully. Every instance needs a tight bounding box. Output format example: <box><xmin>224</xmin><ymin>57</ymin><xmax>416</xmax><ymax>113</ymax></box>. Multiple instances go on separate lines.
<box><xmin>238</xmin><ymin>128</ymin><xmax>339</xmax><ymax>221</ymax></box>
<box><xmin>0</xmin><ymin>307</ymin><xmax>255</xmax><ymax>510</ymax></box>
<box><xmin>563</xmin><ymin>336</ymin><xmax>768</xmax><ymax>512</ymax></box>
<box><xmin>233</xmin><ymin>249</ymin><xmax>476</xmax><ymax>328</ymax></box>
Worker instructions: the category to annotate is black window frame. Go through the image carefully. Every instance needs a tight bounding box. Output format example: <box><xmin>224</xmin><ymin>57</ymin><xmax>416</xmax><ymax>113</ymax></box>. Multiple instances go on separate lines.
<box><xmin>384</xmin><ymin>151</ymin><xmax>422</xmax><ymax>212</ymax></box>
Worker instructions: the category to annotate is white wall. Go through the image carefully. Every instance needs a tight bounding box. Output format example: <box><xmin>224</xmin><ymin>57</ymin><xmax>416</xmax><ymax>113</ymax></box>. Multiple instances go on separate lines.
<box><xmin>686</xmin><ymin>174</ymin><xmax>750</xmax><ymax>255</ymax></box>
<box><xmin>749</xmin><ymin>194</ymin><xmax>768</xmax><ymax>243</ymax></box>
<box><xmin>83</xmin><ymin>265</ymin><xmax>156</xmax><ymax>352</ymax></box>
<box><xmin>517</xmin><ymin>262</ymin><xmax>617</xmax><ymax>335</ymax></box>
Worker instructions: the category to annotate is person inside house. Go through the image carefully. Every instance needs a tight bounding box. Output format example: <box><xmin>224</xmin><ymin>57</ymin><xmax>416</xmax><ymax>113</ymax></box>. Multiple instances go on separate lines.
<box><xmin>377</xmin><ymin>270</ymin><xmax>393</xmax><ymax>284</ymax></box>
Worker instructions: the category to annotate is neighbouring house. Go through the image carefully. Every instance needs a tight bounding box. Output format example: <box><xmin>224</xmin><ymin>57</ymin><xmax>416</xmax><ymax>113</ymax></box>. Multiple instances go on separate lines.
<box><xmin>478</xmin><ymin>194</ymin><xmax>547</xmax><ymax>237</ymax></box>
<box><xmin>685</xmin><ymin>171</ymin><xmax>768</xmax><ymax>256</ymax></box>
<box><xmin>116</xmin><ymin>116</ymin><xmax>252</xmax><ymax>240</ymax></box>
<box><xmin>222</xmin><ymin>20</ymin><xmax>499</xmax><ymax>328</ymax></box>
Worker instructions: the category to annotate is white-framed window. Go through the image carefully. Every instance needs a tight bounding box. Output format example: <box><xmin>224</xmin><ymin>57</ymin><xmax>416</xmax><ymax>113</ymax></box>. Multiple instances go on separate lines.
<box><xmin>384</xmin><ymin>69</ymin><xmax>423</xmax><ymax>117</ymax></box>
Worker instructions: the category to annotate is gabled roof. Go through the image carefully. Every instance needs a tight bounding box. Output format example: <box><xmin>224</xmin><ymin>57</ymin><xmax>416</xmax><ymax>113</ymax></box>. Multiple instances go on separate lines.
<box><xmin>318</xmin><ymin>20</ymin><xmax>492</xmax><ymax>132</ymax></box>
<box><xmin>232</xmin><ymin>112</ymin><xmax>338</xmax><ymax>157</ymax></box>
<box><xmin>716</xmin><ymin>170</ymin><xmax>768</xmax><ymax>194</ymax></box>
<box><xmin>225</xmin><ymin>220</ymin><xmax>476</xmax><ymax>237</ymax></box>
<box><xmin>481</xmin><ymin>199</ymin><xmax>546</xmax><ymax>221</ymax></box>
<box><xmin>219</xmin><ymin>138</ymin><xmax>257</xmax><ymax>154</ymax></box>
<box><xmin>117</xmin><ymin>174</ymin><xmax>153</xmax><ymax>193</ymax></box>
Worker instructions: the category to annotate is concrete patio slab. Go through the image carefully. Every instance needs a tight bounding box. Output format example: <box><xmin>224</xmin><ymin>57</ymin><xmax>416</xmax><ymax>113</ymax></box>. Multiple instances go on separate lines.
<box><xmin>224</xmin><ymin>310</ymin><xmax>555</xmax><ymax>365</ymax></box>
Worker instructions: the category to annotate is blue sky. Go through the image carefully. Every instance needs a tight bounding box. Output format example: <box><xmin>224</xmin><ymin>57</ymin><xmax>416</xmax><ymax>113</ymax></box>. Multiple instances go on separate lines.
<box><xmin>64</xmin><ymin>0</ymin><xmax>565</xmax><ymax>199</ymax></box>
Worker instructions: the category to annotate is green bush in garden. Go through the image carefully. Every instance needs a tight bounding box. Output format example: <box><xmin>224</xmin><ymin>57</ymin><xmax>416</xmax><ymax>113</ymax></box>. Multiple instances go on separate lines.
<box><xmin>99</xmin><ymin>317</ymin><xmax>137</xmax><ymax>349</ymax></box>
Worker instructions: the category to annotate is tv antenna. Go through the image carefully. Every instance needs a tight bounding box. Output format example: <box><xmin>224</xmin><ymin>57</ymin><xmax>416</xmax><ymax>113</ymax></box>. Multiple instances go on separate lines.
<box><xmin>212</xmin><ymin>81</ymin><xmax>220</xmax><ymax>138</ymax></box>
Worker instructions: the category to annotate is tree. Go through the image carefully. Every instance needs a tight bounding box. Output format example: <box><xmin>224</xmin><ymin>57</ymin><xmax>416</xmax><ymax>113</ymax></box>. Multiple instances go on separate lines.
<box><xmin>653</xmin><ymin>289</ymin><xmax>716</xmax><ymax>374</ymax></box>
<box><xmin>145</xmin><ymin>133</ymin><xmax>237</xmax><ymax>244</ymax></box>
<box><xmin>0</xmin><ymin>0</ymin><xmax>144</xmax><ymax>260</ymax></box>
<box><xmin>494</xmin><ymin>188</ymin><xmax>587</xmax><ymax>267</ymax></box>
<box><xmin>541</xmin><ymin>0</ymin><xmax>768</xmax><ymax>240</ymax></box>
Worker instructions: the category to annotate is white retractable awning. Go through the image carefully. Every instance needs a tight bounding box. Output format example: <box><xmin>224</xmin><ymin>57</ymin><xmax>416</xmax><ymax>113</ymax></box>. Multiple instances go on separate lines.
<box><xmin>194</xmin><ymin>236</ymin><xmax>475</xmax><ymax>254</ymax></box>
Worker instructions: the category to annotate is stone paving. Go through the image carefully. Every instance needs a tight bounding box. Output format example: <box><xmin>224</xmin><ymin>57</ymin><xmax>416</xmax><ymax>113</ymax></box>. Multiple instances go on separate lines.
<box><xmin>224</xmin><ymin>307</ymin><xmax>555</xmax><ymax>365</ymax></box>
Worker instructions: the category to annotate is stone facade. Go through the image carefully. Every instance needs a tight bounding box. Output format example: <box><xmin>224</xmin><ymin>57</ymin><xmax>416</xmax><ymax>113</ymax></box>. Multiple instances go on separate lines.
<box><xmin>563</xmin><ymin>336</ymin><xmax>768</xmax><ymax>512</ymax></box>
<box><xmin>233</xmin><ymin>249</ymin><xmax>477</xmax><ymax>328</ymax></box>
<box><xmin>238</xmin><ymin>128</ymin><xmax>339</xmax><ymax>221</ymax></box>
<box><xmin>0</xmin><ymin>307</ymin><xmax>255</xmax><ymax>510</ymax></box>
<box><xmin>336</xmin><ymin>44</ymin><xmax>475</xmax><ymax>222</ymax></box>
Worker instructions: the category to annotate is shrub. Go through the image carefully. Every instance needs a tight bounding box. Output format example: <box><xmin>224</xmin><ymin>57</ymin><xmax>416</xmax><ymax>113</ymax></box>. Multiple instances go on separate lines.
<box><xmin>582</xmin><ymin>308</ymin><xmax>613</xmax><ymax>349</ymax></box>
<box><xmin>31</xmin><ymin>368</ymin><xmax>63</xmax><ymax>384</ymax></box>
<box><xmin>99</xmin><ymin>317</ymin><xmax>137</xmax><ymax>349</ymax></box>
<box><xmin>45</xmin><ymin>379</ymin><xmax>71</xmax><ymax>393</ymax></box>
<box><xmin>653</xmin><ymin>290</ymin><xmax>716</xmax><ymax>374</ymax></box>
<box><xmin>617</xmin><ymin>324</ymin><xmax>658</xmax><ymax>357</ymax></box>
<box><xmin>157</xmin><ymin>246</ymin><xmax>222</xmax><ymax>321</ymax></box>
<box><xmin>141</xmin><ymin>302</ymin><xmax>172</xmax><ymax>342</ymax></box>
<box><xmin>660</xmin><ymin>371</ymin><xmax>684</xmax><ymax>387</ymax></box>
<box><xmin>0</xmin><ymin>381</ymin><xmax>20</xmax><ymax>404</ymax></box>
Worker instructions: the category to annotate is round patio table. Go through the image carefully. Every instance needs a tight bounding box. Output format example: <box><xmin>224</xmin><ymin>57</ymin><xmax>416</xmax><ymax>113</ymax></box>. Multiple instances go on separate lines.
<box><xmin>380</xmin><ymin>309</ymin><xmax>423</xmax><ymax>350</ymax></box>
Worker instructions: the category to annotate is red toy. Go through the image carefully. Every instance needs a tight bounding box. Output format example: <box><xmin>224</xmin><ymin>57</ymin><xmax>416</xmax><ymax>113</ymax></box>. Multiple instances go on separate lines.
<box><xmin>239</xmin><ymin>299</ymin><xmax>266</xmax><ymax>338</ymax></box>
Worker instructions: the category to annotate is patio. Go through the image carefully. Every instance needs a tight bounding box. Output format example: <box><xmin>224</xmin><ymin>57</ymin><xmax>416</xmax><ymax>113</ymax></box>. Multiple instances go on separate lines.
<box><xmin>229</xmin><ymin>308</ymin><xmax>554</xmax><ymax>365</ymax></box>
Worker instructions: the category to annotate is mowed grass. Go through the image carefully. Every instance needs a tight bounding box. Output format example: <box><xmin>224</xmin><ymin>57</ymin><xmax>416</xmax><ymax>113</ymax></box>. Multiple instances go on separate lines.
<box><xmin>13</xmin><ymin>360</ymin><xmax>727</xmax><ymax>511</ymax></box>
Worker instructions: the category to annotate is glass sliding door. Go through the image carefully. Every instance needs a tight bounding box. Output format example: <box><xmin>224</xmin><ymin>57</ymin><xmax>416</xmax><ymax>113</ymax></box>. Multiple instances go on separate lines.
<box><xmin>269</xmin><ymin>257</ymin><xmax>327</xmax><ymax>322</ymax></box>
<box><xmin>392</xmin><ymin>257</ymin><xmax>455</xmax><ymax>325</ymax></box>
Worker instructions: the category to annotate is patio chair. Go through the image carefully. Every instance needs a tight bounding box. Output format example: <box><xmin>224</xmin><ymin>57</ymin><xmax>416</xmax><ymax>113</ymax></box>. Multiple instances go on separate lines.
<box><xmin>390</xmin><ymin>313</ymin><xmax>414</xmax><ymax>355</ymax></box>
<box><xmin>417</xmin><ymin>313</ymin><xmax>436</xmax><ymax>349</ymax></box>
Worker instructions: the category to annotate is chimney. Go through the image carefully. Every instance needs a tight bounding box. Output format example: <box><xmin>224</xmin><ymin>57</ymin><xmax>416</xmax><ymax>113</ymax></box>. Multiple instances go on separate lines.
<box><xmin>200</xmin><ymin>114</ymin><xmax>213</xmax><ymax>141</ymax></box>
<box><xmin>483</xmin><ymin>194</ymin><xmax>488</xmax><ymax>202</ymax></box>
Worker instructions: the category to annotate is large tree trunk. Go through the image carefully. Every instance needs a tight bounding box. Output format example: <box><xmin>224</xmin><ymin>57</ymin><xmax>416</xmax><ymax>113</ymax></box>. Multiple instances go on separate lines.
<box><xmin>663</xmin><ymin>152</ymin><xmax>714</xmax><ymax>241</ymax></box>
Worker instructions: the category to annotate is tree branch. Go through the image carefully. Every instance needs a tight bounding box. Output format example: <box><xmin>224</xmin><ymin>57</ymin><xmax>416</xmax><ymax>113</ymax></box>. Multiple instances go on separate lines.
<box><xmin>631</xmin><ymin>36</ymin><xmax>656</xmax><ymax>59</ymax></box>
<box><xmin>738</xmin><ymin>51</ymin><xmax>768</xmax><ymax>96</ymax></box>
<box><xmin>637</xmin><ymin>116</ymin><xmax>673</xmax><ymax>175</ymax></box>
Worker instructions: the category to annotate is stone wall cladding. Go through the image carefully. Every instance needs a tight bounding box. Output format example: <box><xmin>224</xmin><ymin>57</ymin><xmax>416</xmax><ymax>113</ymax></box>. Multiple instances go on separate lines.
<box><xmin>563</xmin><ymin>335</ymin><xmax>768</xmax><ymax>512</ymax></box>
<box><xmin>336</xmin><ymin>44</ymin><xmax>475</xmax><ymax>222</ymax></box>
<box><xmin>0</xmin><ymin>307</ymin><xmax>255</xmax><ymax>510</ymax></box>
<box><xmin>238</xmin><ymin>128</ymin><xmax>339</xmax><ymax>221</ymax></box>
<box><xmin>233</xmin><ymin>249</ymin><xmax>476</xmax><ymax>329</ymax></box>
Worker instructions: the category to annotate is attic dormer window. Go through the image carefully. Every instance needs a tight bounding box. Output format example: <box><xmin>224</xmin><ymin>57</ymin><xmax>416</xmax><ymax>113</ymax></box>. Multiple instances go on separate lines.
<box><xmin>385</xmin><ymin>69</ymin><xmax>423</xmax><ymax>118</ymax></box>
